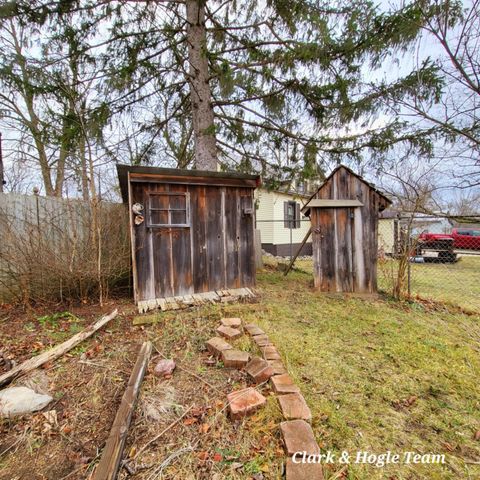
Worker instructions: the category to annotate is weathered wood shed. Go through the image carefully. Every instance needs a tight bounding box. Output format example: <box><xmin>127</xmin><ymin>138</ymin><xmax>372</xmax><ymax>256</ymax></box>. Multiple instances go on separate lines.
<box><xmin>117</xmin><ymin>165</ymin><xmax>260</xmax><ymax>310</ymax></box>
<box><xmin>302</xmin><ymin>165</ymin><xmax>391</xmax><ymax>293</ymax></box>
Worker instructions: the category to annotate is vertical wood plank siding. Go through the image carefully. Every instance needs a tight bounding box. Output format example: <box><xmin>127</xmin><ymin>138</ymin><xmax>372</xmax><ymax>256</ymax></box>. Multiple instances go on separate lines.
<box><xmin>310</xmin><ymin>166</ymin><xmax>389</xmax><ymax>294</ymax></box>
<box><xmin>225</xmin><ymin>188</ymin><xmax>240</xmax><ymax>288</ymax></box>
<box><xmin>131</xmin><ymin>180</ymin><xmax>255</xmax><ymax>301</ymax></box>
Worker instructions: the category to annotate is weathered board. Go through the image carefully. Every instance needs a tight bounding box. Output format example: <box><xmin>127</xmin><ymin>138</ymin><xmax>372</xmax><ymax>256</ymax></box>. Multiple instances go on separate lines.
<box><xmin>93</xmin><ymin>341</ymin><xmax>152</xmax><ymax>480</ymax></box>
<box><xmin>305</xmin><ymin>165</ymin><xmax>391</xmax><ymax>294</ymax></box>
<box><xmin>119</xmin><ymin>166</ymin><xmax>258</xmax><ymax>305</ymax></box>
<box><xmin>137</xmin><ymin>287</ymin><xmax>256</xmax><ymax>313</ymax></box>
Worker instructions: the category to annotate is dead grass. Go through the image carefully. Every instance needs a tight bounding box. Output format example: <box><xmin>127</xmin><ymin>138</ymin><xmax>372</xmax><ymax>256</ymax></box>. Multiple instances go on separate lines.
<box><xmin>122</xmin><ymin>309</ymin><xmax>284</xmax><ymax>480</ymax></box>
<box><xmin>0</xmin><ymin>302</ymin><xmax>284</xmax><ymax>480</ymax></box>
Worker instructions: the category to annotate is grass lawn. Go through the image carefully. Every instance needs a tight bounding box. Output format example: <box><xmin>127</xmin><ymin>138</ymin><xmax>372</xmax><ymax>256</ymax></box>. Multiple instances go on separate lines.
<box><xmin>236</xmin><ymin>259</ymin><xmax>480</xmax><ymax>479</ymax></box>
<box><xmin>407</xmin><ymin>255</ymin><xmax>480</xmax><ymax>312</ymax></box>
<box><xmin>297</xmin><ymin>255</ymin><xmax>480</xmax><ymax>314</ymax></box>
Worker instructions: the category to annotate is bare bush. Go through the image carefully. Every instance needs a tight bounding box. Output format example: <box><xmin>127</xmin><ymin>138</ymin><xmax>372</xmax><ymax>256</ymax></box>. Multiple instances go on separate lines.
<box><xmin>0</xmin><ymin>193</ymin><xmax>130</xmax><ymax>304</ymax></box>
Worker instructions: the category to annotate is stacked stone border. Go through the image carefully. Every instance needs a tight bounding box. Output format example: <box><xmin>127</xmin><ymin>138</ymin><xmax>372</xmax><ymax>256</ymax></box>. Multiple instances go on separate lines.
<box><xmin>206</xmin><ymin>317</ymin><xmax>324</xmax><ymax>479</ymax></box>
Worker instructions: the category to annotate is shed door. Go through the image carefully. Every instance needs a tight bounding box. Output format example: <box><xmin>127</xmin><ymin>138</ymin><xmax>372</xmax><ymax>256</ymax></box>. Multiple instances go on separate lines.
<box><xmin>312</xmin><ymin>207</ymin><xmax>354</xmax><ymax>292</ymax></box>
<box><xmin>133</xmin><ymin>183</ymin><xmax>193</xmax><ymax>301</ymax></box>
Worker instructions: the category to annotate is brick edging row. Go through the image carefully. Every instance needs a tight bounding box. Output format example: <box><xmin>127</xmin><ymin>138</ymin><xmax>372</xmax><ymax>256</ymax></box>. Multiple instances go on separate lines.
<box><xmin>206</xmin><ymin>317</ymin><xmax>324</xmax><ymax>479</ymax></box>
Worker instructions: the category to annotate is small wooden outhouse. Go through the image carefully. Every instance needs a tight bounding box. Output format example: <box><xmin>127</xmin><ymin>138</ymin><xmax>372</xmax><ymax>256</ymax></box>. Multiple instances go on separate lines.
<box><xmin>302</xmin><ymin>165</ymin><xmax>391</xmax><ymax>293</ymax></box>
<box><xmin>117</xmin><ymin>165</ymin><xmax>259</xmax><ymax>310</ymax></box>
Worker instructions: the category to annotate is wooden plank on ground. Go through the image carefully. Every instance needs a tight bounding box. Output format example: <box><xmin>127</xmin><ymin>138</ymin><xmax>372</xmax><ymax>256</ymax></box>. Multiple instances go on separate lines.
<box><xmin>0</xmin><ymin>309</ymin><xmax>118</xmax><ymax>388</ymax></box>
<box><xmin>93</xmin><ymin>341</ymin><xmax>152</xmax><ymax>480</ymax></box>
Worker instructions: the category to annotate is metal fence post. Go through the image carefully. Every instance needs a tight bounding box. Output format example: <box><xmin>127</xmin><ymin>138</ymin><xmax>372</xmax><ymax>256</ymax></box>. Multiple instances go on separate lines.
<box><xmin>289</xmin><ymin>222</ymin><xmax>293</xmax><ymax>262</ymax></box>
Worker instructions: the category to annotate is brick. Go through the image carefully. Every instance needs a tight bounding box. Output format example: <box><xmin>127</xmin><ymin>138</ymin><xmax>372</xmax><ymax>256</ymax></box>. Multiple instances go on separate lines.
<box><xmin>245</xmin><ymin>324</ymin><xmax>264</xmax><ymax>336</ymax></box>
<box><xmin>245</xmin><ymin>357</ymin><xmax>274</xmax><ymax>383</ymax></box>
<box><xmin>206</xmin><ymin>337</ymin><xmax>232</xmax><ymax>357</ymax></box>
<box><xmin>280</xmin><ymin>420</ymin><xmax>320</xmax><ymax>456</ymax></box>
<box><xmin>278</xmin><ymin>393</ymin><xmax>312</xmax><ymax>422</ymax></box>
<box><xmin>268</xmin><ymin>359</ymin><xmax>287</xmax><ymax>375</ymax></box>
<box><xmin>216</xmin><ymin>325</ymin><xmax>242</xmax><ymax>340</ymax></box>
<box><xmin>252</xmin><ymin>334</ymin><xmax>272</xmax><ymax>347</ymax></box>
<box><xmin>220</xmin><ymin>317</ymin><xmax>242</xmax><ymax>328</ymax></box>
<box><xmin>221</xmin><ymin>349</ymin><xmax>250</xmax><ymax>369</ymax></box>
<box><xmin>227</xmin><ymin>387</ymin><xmax>266</xmax><ymax>420</ymax></box>
<box><xmin>285</xmin><ymin>458</ymin><xmax>324</xmax><ymax>480</ymax></box>
<box><xmin>261</xmin><ymin>345</ymin><xmax>281</xmax><ymax>360</ymax></box>
<box><xmin>270</xmin><ymin>374</ymin><xmax>300</xmax><ymax>395</ymax></box>
<box><xmin>263</xmin><ymin>349</ymin><xmax>281</xmax><ymax>361</ymax></box>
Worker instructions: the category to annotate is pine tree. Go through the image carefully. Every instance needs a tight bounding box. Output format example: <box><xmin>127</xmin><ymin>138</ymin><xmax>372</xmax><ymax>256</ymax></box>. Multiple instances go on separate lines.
<box><xmin>1</xmin><ymin>0</ymin><xmax>452</xmax><ymax>187</ymax></box>
<box><xmin>0</xmin><ymin>3</ymin><xmax>109</xmax><ymax>196</ymax></box>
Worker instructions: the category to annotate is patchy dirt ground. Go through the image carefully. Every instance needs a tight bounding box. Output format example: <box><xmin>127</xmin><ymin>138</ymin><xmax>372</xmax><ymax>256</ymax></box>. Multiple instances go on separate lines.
<box><xmin>0</xmin><ymin>300</ymin><xmax>284</xmax><ymax>480</ymax></box>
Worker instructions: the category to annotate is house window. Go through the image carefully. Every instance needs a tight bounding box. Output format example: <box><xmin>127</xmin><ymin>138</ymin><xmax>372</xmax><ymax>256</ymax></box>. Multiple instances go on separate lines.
<box><xmin>284</xmin><ymin>200</ymin><xmax>300</xmax><ymax>228</ymax></box>
<box><xmin>147</xmin><ymin>192</ymin><xmax>189</xmax><ymax>227</ymax></box>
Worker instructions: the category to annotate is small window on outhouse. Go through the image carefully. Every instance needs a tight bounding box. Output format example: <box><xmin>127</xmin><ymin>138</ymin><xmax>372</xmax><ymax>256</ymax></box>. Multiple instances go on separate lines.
<box><xmin>147</xmin><ymin>192</ymin><xmax>190</xmax><ymax>227</ymax></box>
<box><xmin>284</xmin><ymin>201</ymin><xmax>301</xmax><ymax>229</ymax></box>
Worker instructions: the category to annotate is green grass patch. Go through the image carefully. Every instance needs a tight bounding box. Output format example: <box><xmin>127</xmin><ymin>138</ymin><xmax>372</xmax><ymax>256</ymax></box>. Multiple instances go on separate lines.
<box><xmin>377</xmin><ymin>255</ymin><xmax>480</xmax><ymax>313</ymax></box>
<box><xmin>242</xmin><ymin>261</ymin><xmax>480</xmax><ymax>479</ymax></box>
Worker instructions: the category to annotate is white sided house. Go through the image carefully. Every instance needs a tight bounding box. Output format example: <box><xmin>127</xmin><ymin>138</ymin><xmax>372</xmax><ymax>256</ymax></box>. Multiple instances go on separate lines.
<box><xmin>255</xmin><ymin>188</ymin><xmax>312</xmax><ymax>256</ymax></box>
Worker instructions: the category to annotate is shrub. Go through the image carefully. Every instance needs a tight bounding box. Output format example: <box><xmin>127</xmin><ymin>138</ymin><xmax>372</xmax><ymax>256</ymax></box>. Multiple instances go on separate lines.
<box><xmin>0</xmin><ymin>193</ymin><xmax>131</xmax><ymax>305</ymax></box>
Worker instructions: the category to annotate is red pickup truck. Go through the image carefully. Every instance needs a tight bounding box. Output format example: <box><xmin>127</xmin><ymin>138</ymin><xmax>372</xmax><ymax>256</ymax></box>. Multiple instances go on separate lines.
<box><xmin>419</xmin><ymin>228</ymin><xmax>480</xmax><ymax>250</ymax></box>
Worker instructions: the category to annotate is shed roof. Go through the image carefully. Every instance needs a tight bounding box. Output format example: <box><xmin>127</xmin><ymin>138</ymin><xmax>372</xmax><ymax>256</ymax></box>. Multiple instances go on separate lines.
<box><xmin>302</xmin><ymin>165</ymin><xmax>392</xmax><ymax>215</ymax></box>
<box><xmin>117</xmin><ymin>164</ymin><xmax>260</xmax><ymax>203</ymax></box>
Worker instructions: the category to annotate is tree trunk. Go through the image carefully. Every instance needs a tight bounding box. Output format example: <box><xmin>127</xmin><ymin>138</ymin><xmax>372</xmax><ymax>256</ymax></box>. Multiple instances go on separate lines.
<box><xmin>10</xmin><ymin>21</ymin><xmax>55</xmax><ymax>196</ymax></box>
<box><xmin>185</xmin><ymin>0</ymin><xmax>218</xmax><ymax>171</ymax></box>
<box><xmin>79</xmin><ymin>137</ymin><xmax>89</xmax><ymax>201</ymax></box>
<box><xmin>0</xmin><ymin>133</ymin><xmax>3</xmax><ymax>193</ymax></box>
<box><xmin>54</xmin><ymin>104</ymin><xmax>70</xmax><ymax>197</ymax></box>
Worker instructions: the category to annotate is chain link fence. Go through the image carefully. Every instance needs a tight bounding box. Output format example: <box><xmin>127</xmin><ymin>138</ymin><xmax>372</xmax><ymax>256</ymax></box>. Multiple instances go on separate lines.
<box><xmin>378</xmin><ymin>214</ymin><xmax>480</xmax><ymax>313</ymax></box>
<box><xmin>256</xmin><ymin>214</ymin><xmax>480</xmax><ymax>313</ymax></box>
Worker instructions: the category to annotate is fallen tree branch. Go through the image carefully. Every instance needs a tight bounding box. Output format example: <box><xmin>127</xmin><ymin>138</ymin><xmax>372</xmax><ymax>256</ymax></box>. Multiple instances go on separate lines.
<box><xmin>93</xmin><ymin>341</ymin><xmax>152</xmax><ymax>480</ymax></box>
<box><xmin>0</xmin><ymin>309</ymin><xmax>118</xmax><ymax>388</ymax></box>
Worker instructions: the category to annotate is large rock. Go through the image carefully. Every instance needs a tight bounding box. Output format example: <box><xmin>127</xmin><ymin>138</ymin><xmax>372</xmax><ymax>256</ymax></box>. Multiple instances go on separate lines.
<box><xmin>0</xmin><ymin>386</ymin><xmax>53</xmax><ymax>417</ymax></box>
